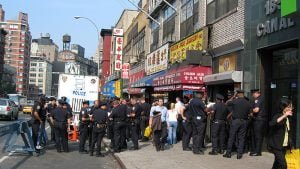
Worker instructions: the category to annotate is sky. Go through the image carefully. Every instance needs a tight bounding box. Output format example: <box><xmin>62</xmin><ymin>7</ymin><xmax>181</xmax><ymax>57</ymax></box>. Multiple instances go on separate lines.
<box><xmin>0</xmin><ymin>0</ymin><xmax>136</xmax><ymax>58</ymax></box>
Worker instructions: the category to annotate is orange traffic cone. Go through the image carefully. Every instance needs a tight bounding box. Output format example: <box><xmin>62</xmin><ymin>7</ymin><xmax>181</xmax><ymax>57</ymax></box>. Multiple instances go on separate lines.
<box><xmin>70</xmin><ymin>125</ymin><xmax>78</xmax><ymax>142</ymax></box>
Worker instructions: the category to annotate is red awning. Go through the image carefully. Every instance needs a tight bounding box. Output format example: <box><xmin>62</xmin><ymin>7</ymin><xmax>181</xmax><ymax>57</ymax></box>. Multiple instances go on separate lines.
<box><xmin>153</xmin><ymin>65</ymin><xmax>212</xmax><ymax>87</ymax></box>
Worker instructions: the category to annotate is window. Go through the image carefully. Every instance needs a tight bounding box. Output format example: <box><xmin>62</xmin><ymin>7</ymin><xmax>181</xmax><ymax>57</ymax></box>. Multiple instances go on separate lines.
<box><xmin>38</xmin><ymin>73</ymin><xmax>43</xmax><ymax>77</ymax></box>
<box><xmin>207</xmin><ymin>0</ymin><xmax>238</xmax><ymax>23</ymax></box>
<box><xmin>30</xmin><ymin>73</ymin><xmax>36</xmax><ymax>77</ymax></box>
<box><xmin>163</xmin><ymin>1</ymin><xmax>176</xmax><ymax>21</ymax></box>
<box><xmin>181</xmin><ymin>0</ymin><xmax>193</xmax><ymax>23</ymax></box>
<box><xmin>29</xmin><ymin>79</ymin><xmax>36</xmax><ymax>83</ymax></box>
<box><xmin>30</xmin><ymin>68</ymin><xmax>36</xmax><ymax>72</ymax></box>
<box><xmin>31</xmin><ymin>63</ymin><xmax>37</xmax><ymax>66</ymax></box>
<box><xmin>39</xmin><ymin>63</ymin><xmax>43</xmax><ymax>67</ymax></box>
<box><xmin>38</xmin><ymin>79</ymin><xmax>43</xmax><ymax>83</ymax></box>
<box><xmin>180</xmin><ymin>0</ymin><xmax>199</xmax><ymax>38</ymax></box>
<box><xmin>18</xmin><ymin>84</ymin><xmax>23</xmax><ymax>88</ymax></box>
<box><xmin>9</xmin><ymin>24</ymin><xmax>18</xmax><ymax>29</ymax></box>
<box><xmin>39</xmin><ymin>68</ymin><xmax>43</xmax><ymax>72</ymax></box>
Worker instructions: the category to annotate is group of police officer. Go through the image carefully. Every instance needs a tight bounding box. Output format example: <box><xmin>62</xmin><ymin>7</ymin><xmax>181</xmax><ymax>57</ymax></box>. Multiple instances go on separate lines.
<box><xmin>31</xmin><ymin>88</ymin><xmax>266</xmax><ymax>160</ymax></box>
<box><xmin>180</xmin><ymin>88</ymin><xmax>266</xmax><ymax>159</ymax></box>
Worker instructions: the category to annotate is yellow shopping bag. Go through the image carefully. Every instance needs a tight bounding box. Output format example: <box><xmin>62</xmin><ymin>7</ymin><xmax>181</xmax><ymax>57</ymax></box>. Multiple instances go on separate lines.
<box><xmin>285</xmin><ymin>149</ymin><xmax>300</xmax><ymax>169</ymax></box>
<box><xmin>144</xmin><ymin>126</ymin><xmax>152</xmax><ymax>138</ymax></box>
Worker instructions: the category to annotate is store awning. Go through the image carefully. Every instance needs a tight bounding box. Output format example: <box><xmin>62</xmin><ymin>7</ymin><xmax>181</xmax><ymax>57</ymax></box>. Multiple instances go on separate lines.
<box><xmin>131</xmin><ymin>71</ymin><xmax>166</xmax><ymax>88</ymax></box>
<box><xmin>153</xmin><ymin>65</ymin><xmax>212</xmax><ymax>87</ymax></box>
<box><xmin>203</xmin><ymin>71</ymin><xmax>243</xmax><ymax>85</ymax></box>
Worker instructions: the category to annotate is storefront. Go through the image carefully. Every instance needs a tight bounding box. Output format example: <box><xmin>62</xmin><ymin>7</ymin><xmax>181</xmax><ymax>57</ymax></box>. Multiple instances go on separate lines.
<box><xmin>204</xmin><ymin>51</ymin><xmax>243</xmax><ymax>101</ymax></box>
<box><xmin>153</xmin><ymin>65</ymin><xmax>211</xmax><ymax>102</ymax></box>
<box><xmin>245</xmin><ymin>0</ymin><xmax>300</xmax><ymax>147</ymax></box>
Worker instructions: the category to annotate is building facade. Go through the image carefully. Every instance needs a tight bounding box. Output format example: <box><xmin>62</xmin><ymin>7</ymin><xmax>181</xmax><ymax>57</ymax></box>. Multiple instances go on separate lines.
<box><xmin>99</xmin><ymin>29</ymin><xmax>112</xmax><ymax>89</ymax></box>
<box><xmin>0</xmin><ymin>28</ymin><xmax>6</xmax><ymax>82</ymax></box>
<box><xmin>0</xmin><ymin>5</ymin><xmax>31</xmax><ymax>96</ymax></box>
<box><xmin>244</xmin><ymin>0</ymin><xmax>300</xmax><ymax>148</ymax></box>
<box><xmin>31</xmin><ymin>33</ymin><xmax>59</xmax><ymax>62</ymax></box>
<box><xmin>28</xmin><ymin>57</ymin><xmax>52</xmax><ymax>98</ymax></box>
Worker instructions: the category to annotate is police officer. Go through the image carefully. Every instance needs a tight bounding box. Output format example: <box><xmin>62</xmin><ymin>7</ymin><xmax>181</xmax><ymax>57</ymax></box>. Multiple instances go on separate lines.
<box><xmin>209</xmin><ymin>94</ymin><xmax>229</xmax><ymax>155</ymax></box>
<box><xmin>139</xmin><ymin>97</ymin><xmax>151</xmax><ymax>142</ymax></box>
<box><xmin>110</xmin><ymin>100</ymin><xmax>128</xmax><ymax>153</ymax></box>
<box><xmin>128</xmin><ymin>98</ymin><xmax>142</xmax><ymax>150</ymax></box>
<box><xmin>61</xmin><ymin>96</ymin><xmax>73</xmax><ymax>115</ymax></box>
<box><xmin>181</xmin><ymin>103</ymin><xmax>193</xmax><ymax>151</ymax></box>
<box><xmin>88</xmin><ymin>100</ymin><xmax>99</xmax><ymax>151</ymax></box>
<box><xmin>50</xmin><ymin>100</ymin><xmax>72</xmax><ymax>152</ymax></box>
<box><xmin>31</xmin><ymin>96</ymin><xmax>46</xmax><ymax>153</ymax></box>
<box><xmin>90</xmin><ymin>102</ymin><xmax>108</xmax><ymax>157</ymax></box>
<box><xmin>223</xmin><ymin>90</ymin><xmax>252</xmax><ymax>159</ymax></box>
<box><xmin>250</xmin><ymin>89</ymin><xmax>267</xmax><ymax>156</ymax></box>
<box><xmin>189</xmin><ymin>92</ymin><xmax>208</xmax><ymax>155</ymax></box>
<box><xmin>46</xmin><ymin>97</ymin><xmax>57</xmax><ymax>142</ymax></box>
<box><xmin>79</xmin><ymin>101</ymin><xmax>91</xmax><ymax>154</ymax></box>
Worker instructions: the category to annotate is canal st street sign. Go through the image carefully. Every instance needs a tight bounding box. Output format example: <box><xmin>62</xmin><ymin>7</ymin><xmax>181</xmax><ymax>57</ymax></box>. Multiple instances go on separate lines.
<box><xmin>257</xmin><ymin>0</ymin><xmax>296</xmax><ymax>37</ymax></box>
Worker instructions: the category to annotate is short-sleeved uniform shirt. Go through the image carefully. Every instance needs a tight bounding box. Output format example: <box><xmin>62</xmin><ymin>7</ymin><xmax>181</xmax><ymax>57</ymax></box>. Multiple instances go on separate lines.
<box><xmin>92</xmin><ymin>109</ymin><xmax>108</xmax><ymax>124</ymax></box>
<box><xmin>79</xmin><ymin>107</ymin><xmax>90</xmax><ymax>125</ymax></box>
<box><xmin>189</xmin><ymin>98</ymin><xmax>207</xmax><ymax>118</ymax></box>
<box><xmin>227</xmin><ymin>98</ymin><xmax>252</xmax><ymax>119</ymax></box>
<box><xmin>253</xmin><ymin>96</ymin><xmax>267</xmax><ymax>119</ymax></box>
<box><xmin>51</xmin><ymin>107</ymin><xmax>71</xmax><ymax>122</ymax></box>
<box><xmin>32</xmin><ymin>101</ymin><xmax>44</xmax><ymax>121</ymax></box>
<box><xmin>212</xmin><ymin>102</ymin><xmax>229</xmax><ymax>120</ymax></box>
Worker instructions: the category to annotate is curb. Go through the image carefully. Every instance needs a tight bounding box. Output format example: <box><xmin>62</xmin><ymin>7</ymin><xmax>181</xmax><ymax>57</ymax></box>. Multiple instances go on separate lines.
<box><xmin>103</xmin><ymin>138</ymin><xmax>127</xmax><ymax>169</ymax></box>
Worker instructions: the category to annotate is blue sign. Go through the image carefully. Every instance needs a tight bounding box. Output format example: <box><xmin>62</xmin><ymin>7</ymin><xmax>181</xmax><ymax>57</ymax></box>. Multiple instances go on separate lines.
<box><xmin>102</xmin><ymin>81</ymin><xmax>116</xmax><ymax>97</ymax></box>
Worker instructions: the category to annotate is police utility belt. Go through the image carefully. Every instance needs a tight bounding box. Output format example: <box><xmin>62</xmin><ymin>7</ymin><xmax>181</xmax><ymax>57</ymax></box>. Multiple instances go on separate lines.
<box><xmin>212</xmin><ymin>119</ymin><xmax>226</xmax><ymax>123</ymax></box>
<box><xmin>94</xmin><ymin>122</ymin><xmax>106</xmax><ymax>129</ymax></box>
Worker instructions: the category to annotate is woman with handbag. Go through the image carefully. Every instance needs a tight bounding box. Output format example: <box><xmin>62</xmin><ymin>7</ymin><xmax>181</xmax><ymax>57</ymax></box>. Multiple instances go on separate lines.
<box><xmin>268</xmin><ymin>97</ymin><xmax>294</xmax><ymax>169</ymax></box>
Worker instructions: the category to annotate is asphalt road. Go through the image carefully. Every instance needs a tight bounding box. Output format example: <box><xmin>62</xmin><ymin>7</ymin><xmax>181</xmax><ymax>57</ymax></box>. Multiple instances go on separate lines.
<box><xmin>0</xmin><ymin>113</ymin><xmax>121</xmax><ymax>169</ymax></box>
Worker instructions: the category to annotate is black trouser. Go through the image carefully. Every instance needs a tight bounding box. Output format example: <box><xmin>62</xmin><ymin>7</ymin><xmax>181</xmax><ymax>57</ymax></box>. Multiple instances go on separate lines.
<box><xmin>90</xmin><ymin>127</ymin><xmax>105</xmax><ymax>154</ymax></box>
<box><xmin>271</xmin><ymin>148</ymin><xmax>287</xmax><ymax>169</ymax></box>
<box><xmin>226</xmin><ymin>119</ymin><xmax>248</xmax><ymax>155</ymax></box>
<box><xmin>130</xmin><ymin>121</ymin><xmax>139</xmax><ymax>149</ymax></box>
<box><xmin>192</xmin><ymin>118</ymin><xmax>206</xmax><ymax>153</ymax></box>
<box><xmin>153</xmin><ymin>122</ymin><xmax>168</xmax><ymax>150</ymax></box>
<box><xmin>182</xmin><ymin>121</ymin><xmax>192</xmax><ymax>149</ymax></box>
<box><xmin>31</xmin><ymin>121</ymin><xmax>41</xmax><ymax>150</ymax></box>
<box><xmin>88</xmin><ymin>125</ymin><xmax>93</xmax><ymax>149</ymax></box>
<box><xmin>47</xmin><ymin>118</ymin><xmax>55</xmax><ymax>141</ymax></box>
<box><xmin>54</xmin><ymin>122</ymin><xmax>68</xmax><ymax>152</ymax></box>
<box><xmin>211</xmin><ymin>120</ymin><xmax>226</xmax><ymax>151</ymax></box>
<box><xmin>107</xmin><ymin>122</ymin><xmax>114</xmax><ymax>148</ymax></box>
<box><xmin>140</xmin><ymin>116</ymin><xmax>148</xmax><ymax>139</ymax></box>
<box><xmin>113</xmin><ymin>121</ymin><xmax>126</xmax><ymax>151</ymax></box>
<box><xmin>79</xmin><ymin>124</ymin><xmax>89</xmax><ymax>152</ymax></box>
<box><xmin>252</xmin><ymin>119</ymin><xmax>266</xmax><ymax>154</ymax></box>
<box><xmin>177</xmin><ymin>119</ymin><xmax>183</xmax><ymax>142</ymax></box>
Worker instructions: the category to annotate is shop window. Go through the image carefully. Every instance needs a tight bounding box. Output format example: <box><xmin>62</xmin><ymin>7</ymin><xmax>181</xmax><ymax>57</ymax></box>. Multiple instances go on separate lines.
<box><xmin>207</xmin><ymin>0</ymin><xmax>238</xmax><ymax>24</ymax></box>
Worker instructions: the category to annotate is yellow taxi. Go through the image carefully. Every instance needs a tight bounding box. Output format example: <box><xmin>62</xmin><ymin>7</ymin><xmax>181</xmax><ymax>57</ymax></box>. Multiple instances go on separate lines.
<box><xmin>23</xmin><ymin>100</ymin><xmax>34</xmax><ymax>114</ymax></box>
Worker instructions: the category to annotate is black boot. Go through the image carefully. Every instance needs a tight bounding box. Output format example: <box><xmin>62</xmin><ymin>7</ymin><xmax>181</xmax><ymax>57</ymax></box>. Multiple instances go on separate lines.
<box><xmin>90</xmin><ymin>152</ymin><xmax>94</xmax><ymax>156</ymax></box>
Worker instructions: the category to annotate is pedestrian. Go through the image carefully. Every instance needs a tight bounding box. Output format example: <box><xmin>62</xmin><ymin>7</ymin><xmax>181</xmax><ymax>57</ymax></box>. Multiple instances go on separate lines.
<box><xmin>175</xmin><ymin>97</ymin><xmax>184</xmax><ymax>142</ymax></box>
<box><xmin>110</xmin><ymin>100</ymin><xmax>128</xmax><ymax>153</ymax></box>
<box><xmin>149</xmin><ymin>98</ymin><xmax>168</xmax><ymax>151</ymax></box>
<box><xmin>223</xmin><ymin>90</ymin><xmax>252</xmax><ymax>159</ymax></box>
<box><xmin>79</xmin><ymin>101</ymin><xmax>91</xmax><ymax>154</ymax></box>
<box><xmin>189</xmin><ymin>92</ymin><xmax>208</xmax><ymax>155</ymax></box>
<box><xmin>139</xmin><ymin>97</ymin><xmax>151</xmax><ymax>142</ymax></box>
<box><xmin>268</xmin><ymin>97</ymin><xmax>294</xmax><ymax>169</ymax></box>
<box><xmin>209</xmin><ymin>94</ymin><xmax>229</xmax><ymax>155</ymax></box>
<box><xmin>50</xmin><ymin>100</ymin><xmax>72</xmax><ymax>152</ymax></box>
<box><xmin>249</xmin><ymin>89</ymin><xmax>267</xmax><ymax>156</ymax></box>
<box><xmin>167</xmin><ymin>103</ymin><xmax>178</xmax><ymax>145</ymax></box>
<box><xmin>90</xmin><ymin>102</ymin><xmax>108</xmax><ymax>157</ymax></box>
<box><xmin>46</xmin><ymin>97</ymin><xmax>57</xmax><ymax>143</ymax></box>
<box><xmin>31</xmin><ymin>96</ymin><xmax>47</xmax><ymax>153</ymax></box>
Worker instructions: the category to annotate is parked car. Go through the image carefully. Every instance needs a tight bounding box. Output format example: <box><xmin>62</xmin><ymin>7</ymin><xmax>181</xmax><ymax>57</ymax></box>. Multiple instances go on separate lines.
<box><xmin>0</xmin><ymin>98</ymin><xmax>19</xmax><ymax>120</ymax></box>
<box><xmin>23</xmin><ymin>100</ymin><xmax>34</xmax><ymax>114</ymax></box>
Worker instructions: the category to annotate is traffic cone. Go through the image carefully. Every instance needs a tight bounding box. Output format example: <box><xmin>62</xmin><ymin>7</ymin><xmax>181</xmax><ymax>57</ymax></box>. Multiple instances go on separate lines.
<box><xmin>70</xmin><ymin>125</ymin><xmax>78</xmax><ymax>141</ymax></box>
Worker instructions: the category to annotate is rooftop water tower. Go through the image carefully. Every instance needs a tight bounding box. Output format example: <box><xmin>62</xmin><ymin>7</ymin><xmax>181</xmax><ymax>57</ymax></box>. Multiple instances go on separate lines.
<box><xmin>63</xmin><ymin>34</ymin><xmax>71</xmax><ymax>51</ymax></box>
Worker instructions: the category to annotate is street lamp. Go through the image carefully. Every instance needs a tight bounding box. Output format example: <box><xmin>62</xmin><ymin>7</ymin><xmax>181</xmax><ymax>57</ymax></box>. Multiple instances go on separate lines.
<box><xmin>74</xmin><ymin>16</ymin><xmax>100</xmax><ymax>76</ymax></box>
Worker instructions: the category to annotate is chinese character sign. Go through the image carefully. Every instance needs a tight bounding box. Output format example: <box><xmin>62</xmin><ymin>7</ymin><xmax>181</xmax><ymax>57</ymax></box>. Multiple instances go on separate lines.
<box><xmin>114</xmin><ymin>36</ymin><xmax>123</xmax><ymax>70</ymax></box>
<box><xmin>146</xmin><ymin>43</ymin><xmax>169</xmax><ymax>75</ymax></box>
<box><xmin>122</xmin><ymin>63</ymin><xmax>130</xmax><ymax>79</ymax></box>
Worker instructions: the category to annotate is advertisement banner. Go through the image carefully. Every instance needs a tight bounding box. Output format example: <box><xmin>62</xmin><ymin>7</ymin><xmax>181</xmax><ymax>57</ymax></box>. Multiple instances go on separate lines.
<box><xmin>169</xmin><ymin>28</ymin><xmax>208</xmax><ymax>64</ymax></box>
<box><xmin>115</xmin><ymin>80</ymin><xmax>121</xmax><ymax>98</ymax></box>
<box><xmin>122</xmin><ymin>63</ymin><xmax>130</xmax><ymax>79</ymax></box>
<box><xmin>146</xmin><ymin>43</ymin><xmax>169</xmax><ymax>75</ymax></box>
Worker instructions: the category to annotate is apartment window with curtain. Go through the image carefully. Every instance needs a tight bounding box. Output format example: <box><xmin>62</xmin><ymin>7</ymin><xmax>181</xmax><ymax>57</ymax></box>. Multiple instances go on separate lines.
<box><xmin>207</xmin><ymin>0</ymin><xmax>238</xmax><ymax>24</ymax></box>
<box><xmin>163</xmin><ymin>1</ymin><xmax>176</xmax><ymax>43</ymax></box>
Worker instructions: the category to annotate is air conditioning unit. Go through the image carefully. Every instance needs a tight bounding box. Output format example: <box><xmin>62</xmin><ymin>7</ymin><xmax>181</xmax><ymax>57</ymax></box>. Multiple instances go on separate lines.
<box><xmin>130</xmin><ymin>57</ymin><xmax>138</xmax><ymax>64</ymax></box>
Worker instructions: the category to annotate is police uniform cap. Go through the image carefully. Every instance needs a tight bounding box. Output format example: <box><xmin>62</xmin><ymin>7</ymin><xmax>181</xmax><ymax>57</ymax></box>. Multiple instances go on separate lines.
<box><xmin>99</xmin><ymin>101</ymin><xmax>107</xmax><ymax>107</ymax></box>
<box><xmin>216</xmin><ymin>94</ymin><xmax>224</xmax><ymax>100</ymax></box>
<box><xmin>58</xmin><ymin>99</ymin><xmax>65</xmax><ymax>105</ymax></box>
<box><xmin>236</xmin><ymin>89</ymin><xmax>244</xmax><ymax>93</ymax></box>
<box><xmin>82</xmin><ymin>100</ymin><xmax>89</xmax><ymax>105</ymax></box>
<box><xmin>250</xmin><ymin>89</ymin><xmax>260</xmax><ymax>93</ymax></box>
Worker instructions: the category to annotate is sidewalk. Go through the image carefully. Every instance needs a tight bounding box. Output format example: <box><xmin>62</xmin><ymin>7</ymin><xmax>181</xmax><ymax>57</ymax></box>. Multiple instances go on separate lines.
<box><xmin>103</xmin><ymin>138</ymin><xmax>274</xmax><ymax>169</ymax></box>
